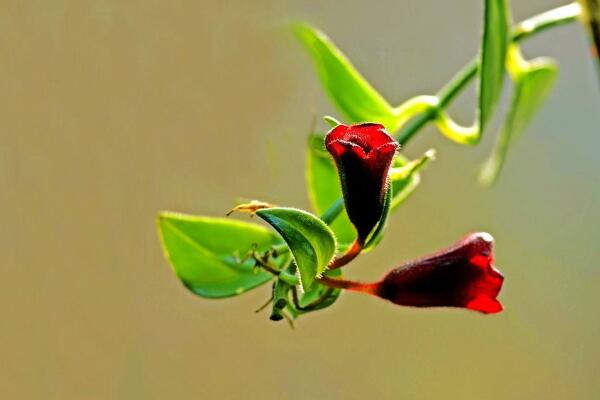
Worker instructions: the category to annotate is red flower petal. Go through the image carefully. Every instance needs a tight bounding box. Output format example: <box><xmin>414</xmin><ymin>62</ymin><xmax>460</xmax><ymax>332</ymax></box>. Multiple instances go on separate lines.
<box><xmin>371</xmin><ymin>232</ymin><xmax>504</xmax><ymax>314</ymax></box>
<box><xmin>327</xmin><ymin>123</ymin><xmax>391</xmax><ymax>151</ymax></box>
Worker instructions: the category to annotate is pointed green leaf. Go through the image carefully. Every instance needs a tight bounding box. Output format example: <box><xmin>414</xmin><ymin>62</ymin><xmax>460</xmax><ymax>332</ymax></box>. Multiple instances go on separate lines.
<box><xmin>294</xmin><ymin>23</ymin><xmax>400</xmax><ymax>131</ymax></box>
<box><xmin>480</xmin><ymin>59</ymin><xmax>558</xmax><ymax>185</ymax></box>
<box><xmin>364</xmin><ymin>150</ymin><xmax>434</xmax><ymax>250</ymax></box>
<box><xmin>256</xmin><ymin>207</ymin><xmax>336</xmax><ymax>291</ymax></box>
<box><xmin>158</xmin><ymin>212</ymin><xmax>285</xmax><ymax>298</ymax></box>
<box><xmin>389</xmin><ymin>149</ymin><xmax>435</xmax><ymax>210</ymax></box>
<box><xmin>479</xmin><ymin>0</ymin><xmax>511</xmax><ymax>136</ymax></box>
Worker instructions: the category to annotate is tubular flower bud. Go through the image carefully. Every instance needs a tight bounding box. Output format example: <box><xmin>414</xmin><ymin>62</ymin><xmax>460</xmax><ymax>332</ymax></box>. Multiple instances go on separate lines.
<box><xmin>325</xmin><ymin>123</ymin><xmax>398</xmax><ymax>243</ymax></box>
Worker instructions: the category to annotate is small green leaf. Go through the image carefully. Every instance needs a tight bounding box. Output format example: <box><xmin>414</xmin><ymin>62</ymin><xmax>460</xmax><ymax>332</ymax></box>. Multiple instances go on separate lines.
<box><xmin>158</xmin><ymin>212</ymin><xmax>285</xmax><ymax>298</ymax></box>
<box><xmin>288</xmin><ymin>269</ymin><xmax>342</xmax><ymax>318</ymax></box>
<box><xmin>480</xmin><ymin>58</ymin><xmax>558</xmax><ymax>185</ymax></box>
<box><xmin>479</xmin><ymin>0</ymin><xmax>511</xmax><ymax>136</ymax></box>
<box><xmin>294</xmin><ymin>23</ymin><xmax>399</xmax><ymax>131</ymax></box>
<box><xmin>323</xmin><ymin>115</ymin><xmax>342</xmax><ymax>127</ymax></box>
<box><xmin>364</xmin><ymin>150</ymin><xmax>434</xmax><ymax>250</ymax></box>
<box><xmin>256</xmin><ymin>207</ymin><xmax>336</xmax><ymax>291</ymax></box>
<box><xmin>306</xmin><ymin>133</ymin><xmax>356</xmax><ymax>245</ymax></box>
<box><xmin>389</xmin><ymin>149</ymin><xmax>435</xmax><ymax>210</ymax></box>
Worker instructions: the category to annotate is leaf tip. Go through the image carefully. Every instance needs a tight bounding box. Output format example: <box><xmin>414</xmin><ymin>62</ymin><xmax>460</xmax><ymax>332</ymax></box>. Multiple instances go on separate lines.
<box><xmin>424</xmin><ymin>148</ymin><xmax>437</xmax><ymax>161</ymax></box>
<box><xmin>227</xmin><ymin>200</ymin><xmax>276</xmax><ymax>217</ymax></box>
<box><xmin>323</xmin><ymin>115</ymin><xmax>341</xmax><ymax>127</ymax></box>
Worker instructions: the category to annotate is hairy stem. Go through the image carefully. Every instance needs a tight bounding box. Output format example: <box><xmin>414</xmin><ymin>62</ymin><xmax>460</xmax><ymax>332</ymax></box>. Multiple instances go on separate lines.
<box><xmin>318</xmin><ymin>275</ymin><xmax>378</xmax><ymax>295</ymax></box>
<box><xmin>328</xmin><ymin>240</ymin><xmax>363</xmax><ymax>269</ymax></box>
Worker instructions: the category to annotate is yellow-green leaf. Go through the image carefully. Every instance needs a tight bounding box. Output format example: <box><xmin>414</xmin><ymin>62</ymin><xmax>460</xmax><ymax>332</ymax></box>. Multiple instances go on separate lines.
<box><xmin>158</xmin><ymin>212</ymin><xmax>285</xmax><ymax>298</ymax></box>
<box><xmin>480</xmin><ymin>58</ymin><xmax>558</xmax><ymax>185</ymax></box>
<box><xmin>294</xmin><ymin>23</ymin><xmax>399</xmax><ymax>131</ymax></box>
<box><xmin>479</xmin><ymin>0</ymin><xmax>511</xmax><ymax>136</ymax></box>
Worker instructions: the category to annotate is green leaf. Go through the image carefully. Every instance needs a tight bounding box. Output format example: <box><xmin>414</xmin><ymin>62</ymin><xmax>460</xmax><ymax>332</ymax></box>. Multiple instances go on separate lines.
<box><xmin>256</xmin><ymin>207</ymin><xmax>336</xmax><ymax>291</ymax></box>
<box><xmin>479</xmin><ymin>0</ymin><xmax>511</xmax><ymax>136</ymax></box>
<box><xmin>389</xmin><ymin>149</ymin><xmax>435</xmax><ymax>210</ymax></box>
<box><xmin>294</xmin><ymin>23</ymin><xmax>400</xmax><ymax>131</ymax></box>
<box><xmin>306</xmin><ymin>133</ymin><xmax>356</xmax><ymax>245</ymax></box>
<box><xmin>480</xmin><ymin>58</ymin><xmax>558</xmax><ymax>185</ymax></box>
<box><xmin>287</xmin><ymin>269</ymin><xmax>342</xmax><ymax>318</ymax></box>
<box><xmin>158</xmin><ymin>212</ymin><xmax>286</xmax><ymax>298</ymax></box>
<box><xmin>363</xmin><ymin>150</ymin><xmax>434</xmax><ymax>250</ymax></box>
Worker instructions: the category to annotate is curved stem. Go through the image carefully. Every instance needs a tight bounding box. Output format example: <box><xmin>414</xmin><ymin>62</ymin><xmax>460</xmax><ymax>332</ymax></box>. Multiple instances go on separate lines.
<box><xmin>395</xmin><ymin>2</ymin><xmax>582</xmax><ymax>146</ymax></box>
<box><xmin>318</xmin><ymin>275</ymin><xmax>378</xmax><ymax>295</ymax></box>
<box><xmin>328</xmin><ymin>239</ymin><xmax>363</xmax><ymax>269</ymax></box>
<box><xmin>252</xmin><ymin>253</ymin><xmax>300</xmax><ymax>285</ymax></box>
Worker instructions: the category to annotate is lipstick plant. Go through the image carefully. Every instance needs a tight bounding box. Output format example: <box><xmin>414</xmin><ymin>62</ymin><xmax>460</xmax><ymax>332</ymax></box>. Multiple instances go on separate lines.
<box><xmin>157</xmin><ymin>1</ymin><xmax>599</xmax><ymax>325</ymax></box>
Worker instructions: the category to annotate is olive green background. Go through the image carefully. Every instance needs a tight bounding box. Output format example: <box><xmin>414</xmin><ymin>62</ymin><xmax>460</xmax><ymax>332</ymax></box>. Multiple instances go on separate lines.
<box><xmin>2</xmin><ymin>1</ymin><xmax>599</xmax><ymax>399</ymax></box>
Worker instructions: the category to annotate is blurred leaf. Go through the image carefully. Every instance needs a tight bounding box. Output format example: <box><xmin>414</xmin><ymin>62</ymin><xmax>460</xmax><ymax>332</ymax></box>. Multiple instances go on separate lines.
<box><xmin>158</xmin><ymin>212</ymin><xmax>284</xmax><ymax>298</ymax></box>
<box><xmin>294</xmin><ymin>23</ymin><xmax>400</xmax><ymax>131</ymax></box>
<box><xmin>256</xmin><ymin>207</ymin><xmax>336</xmax><ymax>291</ymax></box>
<box><xmin>479</xmin><ymin>0</ymin><xmax>511</xmax><ymax>136</ymax></box>
<box><xmin>323</xmin><ymin>115</ymin><xmax>342</xmax><ymax>127</ymax></box>
<box><xmin>306</xmin><ymin>133</ymin><xmax>356</xmax><ymax>245</ymax></box>
<box><xmin>389</xmin><ymin>149</ymin><xmax>435</xmax><ymax>210</ymax></box>
<box><xmin>480</xmin><ymin>58</ymin><xmax>558</xmax><ymax>185</ymax></box>
<box><xmin>364</xmin><ymin>150</ymin><xmax>434</xmax><ymax>250</ymax></box>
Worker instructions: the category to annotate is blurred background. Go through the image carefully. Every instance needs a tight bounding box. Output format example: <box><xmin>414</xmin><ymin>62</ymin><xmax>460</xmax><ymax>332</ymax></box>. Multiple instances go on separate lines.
<box><xmin>2</xmin><ymin>0</ymin><xmax>599</xmax><ymax>398</ymax></box>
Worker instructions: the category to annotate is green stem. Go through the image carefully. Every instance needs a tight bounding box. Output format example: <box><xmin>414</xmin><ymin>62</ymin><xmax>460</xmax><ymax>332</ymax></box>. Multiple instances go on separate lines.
<box><xmin>395</xmin><ymin>2</ymin><xmax>581</xmax><ymax>146</ymax></box>
<box><xmin>279</xmin><ymin>270</ymin><xmax>300</xmax><ymax>286</ymax></box>
<box><xmin>320</xmin><ymin>198</ymin><xmax>344</xmax><ymax>225</ymax></box>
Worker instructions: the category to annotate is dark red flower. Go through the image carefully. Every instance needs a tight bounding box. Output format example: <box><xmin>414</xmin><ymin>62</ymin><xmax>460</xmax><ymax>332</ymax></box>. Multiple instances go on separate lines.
<box><xmin>321</xmin><ymin>232</ymin><xmax>504</xmax><ymax>314</ymax></box>
<box><xmin>325</xmin><ymin>123</ymin><xmax>399</xmax><ymax>243</ymax></box>
<box><xmin>373</xmin><ymin>232</ymin><xmax>504</xmax><ymax>313</ymax></box>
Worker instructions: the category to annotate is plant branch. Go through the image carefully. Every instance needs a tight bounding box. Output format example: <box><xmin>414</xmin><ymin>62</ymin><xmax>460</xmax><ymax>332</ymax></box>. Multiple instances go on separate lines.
<box><xmin>395</xmin><ymin>2</ymin><xmax>582</xmax><ymax>146</ymax></box>
<box><xmin>318</xmin><ymin>3</ymin><xmax>581</xmax><ymax>234</ymax></box>
<box><xmin>318</xmin><ymin>275</ymin><xmax>378</xmax><ymax>294</ymax></box>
